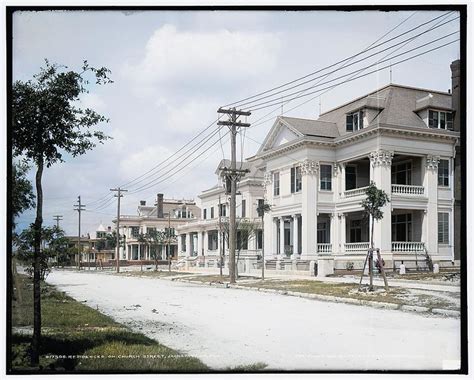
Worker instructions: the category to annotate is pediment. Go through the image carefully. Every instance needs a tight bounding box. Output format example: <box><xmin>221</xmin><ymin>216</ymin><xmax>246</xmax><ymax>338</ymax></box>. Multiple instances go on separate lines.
<box><xmin>257</xmin><ymin>117</ymin><xmax>302</xmax><ymax>154</ymax></box>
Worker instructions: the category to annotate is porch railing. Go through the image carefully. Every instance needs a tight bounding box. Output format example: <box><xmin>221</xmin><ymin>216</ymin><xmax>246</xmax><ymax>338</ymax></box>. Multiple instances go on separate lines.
<box><xmin>391</xmin><ymin>241</ymin><xmax>425</xmax><ymax>252</ymax></box>
<box><xmin>317</xmin><ymin>243</ymin><xmax>332</xmax><ymax>253</ymax></box>
<box><xmin>391</xmin><ymin>184</ymin><xmax>425</xmax><ymax>195</ymax></box>
<box><xmin>344</xmin><ymin>242</ymin><xmax>370</xmax><ymax>252</ymax></box>
<box><xmin>344</xmin><ymin>186</ymin><xmax>369</xmax><ymax>198</ymax></box>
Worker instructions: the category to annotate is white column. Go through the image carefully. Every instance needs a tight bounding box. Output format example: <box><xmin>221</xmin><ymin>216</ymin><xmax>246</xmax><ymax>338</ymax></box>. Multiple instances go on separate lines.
<box><xmin>177</xmin><ymin>235</ymin><xmax>182</xmax><ymax>255</ymax></box>
<box><xmin>185</xmin><ymin>233</ymin><xmax>191</xmax><ymax>257</ymax></box>
<box><xmin>423</xmin><ymin>155</ymin><xmax>439</xmax><ymax>255</ymax></box>
<box><xmin>330</xmin><ymin>213</ymin><xmax>337</xmax><ymax>254</ymax></box>
<box><xmin>370</xmin><ymin>150</ymin><xmax>393</xmax><ymax>254</ymax></box>
<box><xmin>279</xmin><ymin>217</ymin><xmax>285</xmax><ymax>258</ymax></box>
<box><xmin>193</xmin><ymin>233</ymin><xmax>198</xmax><ymax>256</ymax></box>
<box><xmin>138</xmin><ymin>244</ymin><xmax>141</xmax><ymax>261</ymax></box>
<box><xmin>203</xmin><ymin>231</ymin><xmax>208</xmax><ymax>256</ymax></box>
<box><xmin>340</xmin><ymin>213</ymin><xmax>346</xmax><ymax>253</ymax></box>
<box><xmin>272</xmin><ymin>218</ymin><xmax>278</xmax><ymax>256</ymax></box>
<box><xmin>197</xmin><ymin>231</ymin><xmax>203</xmax><ymax>256</ymax></box>
<box><xmin>340</xmin><ymin>163</ymin><xmax>346</xmax><ymax>198</ymax></box>
<box><xmin>292</xmin><ymin>214</ymin><xmax>299</xmax><ymax>257</ymax></box>
<box><xmin>301</xmin><ymin>160</ymin><xmax>319</xmax><ymax>259</ymax></box>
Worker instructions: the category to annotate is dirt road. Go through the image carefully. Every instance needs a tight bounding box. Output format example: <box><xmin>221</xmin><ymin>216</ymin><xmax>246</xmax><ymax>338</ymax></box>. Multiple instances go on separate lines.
<box><xmin>46</xmin><ymin>270</ymin><xmax>460</xmax><ymax>370</ymax></box>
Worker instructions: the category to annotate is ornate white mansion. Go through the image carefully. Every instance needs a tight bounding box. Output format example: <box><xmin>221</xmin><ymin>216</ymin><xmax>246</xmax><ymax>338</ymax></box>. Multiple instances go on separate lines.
<box><xmin>175</xmin><ymin>69</ymin><xmax>460</xmax><ymax>274</ymax></box>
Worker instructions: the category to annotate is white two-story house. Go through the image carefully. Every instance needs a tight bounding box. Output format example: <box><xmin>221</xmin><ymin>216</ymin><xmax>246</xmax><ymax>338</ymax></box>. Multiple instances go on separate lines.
<box><xmin>114</xmin><ymin>194</ymin><xmax>200</xmax><ymax>262</ymax></box>
<box><xmin>250</xmin><ymin>81</ymin><xmax>459</xmax><ymax>271</ymax></box>
<box><xmin>176</xmin><ymin>159</ymin><xmax>265</xmax><ymax>266</ymax></box>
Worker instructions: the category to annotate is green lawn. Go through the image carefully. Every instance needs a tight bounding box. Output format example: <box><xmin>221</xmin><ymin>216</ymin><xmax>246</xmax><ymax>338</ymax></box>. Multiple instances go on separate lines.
<box><xmin>10</xmin><ymin>274</ymin><xmax>207</xmax><ymax>373</ymax></box>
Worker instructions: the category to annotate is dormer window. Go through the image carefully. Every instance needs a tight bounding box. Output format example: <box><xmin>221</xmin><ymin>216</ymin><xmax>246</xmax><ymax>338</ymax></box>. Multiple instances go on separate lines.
<box><xmin>346</xmin><ymin>110</ymin><xmax>364</xmax><ymax>132</ymax></box>
<box><xmin>428</xmin><ymin>110</ymin><xmax>453</xmax><ymax>130</ymax></box>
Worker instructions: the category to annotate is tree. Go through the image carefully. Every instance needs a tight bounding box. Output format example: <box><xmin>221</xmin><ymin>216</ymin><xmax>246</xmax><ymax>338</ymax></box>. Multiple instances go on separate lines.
<box><xmin>222</xmin><ymin>218</ymin><xmax>259</xmax><ymax>279</ymax></box>
<box><xmin>12</xmin><ymin>59</ymin><xmax>112</xmax><ymax>366</ymax></box>
<box><xmin>12</xmin><ymin>160</ymin><xmax>35</xmax><ymax>229</ymax></box>
<box><xmin>16</xmin><ymin>225</ymin><xmax>69</xmax><ymax>279</ymax></box>
<box><xmin>147</xmin><ymin>229</ymin><xmax>167</xmax><ymax>271</ymax></box>
<box><xmin>11</xmin><ymin>160</ymin><xmax>36</xmax><ymax>302</ymax></box>
<box><xmin>360</xmin><ymin>181</ymin><xmax>390</xmax><ymax>291</ymax></box>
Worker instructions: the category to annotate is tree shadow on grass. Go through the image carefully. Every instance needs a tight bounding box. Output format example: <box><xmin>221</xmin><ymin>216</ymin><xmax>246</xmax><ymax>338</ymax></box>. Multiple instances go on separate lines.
<box><xmin>11</xmin><ymin>329</ymin><xmax>160</xmax><ymax>373</ymax></box>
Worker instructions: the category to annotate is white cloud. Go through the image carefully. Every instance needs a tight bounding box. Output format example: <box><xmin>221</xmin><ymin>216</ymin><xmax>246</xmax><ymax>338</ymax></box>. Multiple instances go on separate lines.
<box><xmin>123</xmin><ymin>24</ymin><xmax>281</xmax><ymax>87</ymax></box>
<box><xmin>80</xmin><ymin>93</ymin><xmax>106</xmax><ymax>111</ymax></box>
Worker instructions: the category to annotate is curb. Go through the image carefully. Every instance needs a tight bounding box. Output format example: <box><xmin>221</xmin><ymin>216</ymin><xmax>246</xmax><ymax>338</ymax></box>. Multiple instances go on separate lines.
<box><xmin>173</xmin><ymin>278</ymin><xmax>459</xmax><ymax>318</ymax></box>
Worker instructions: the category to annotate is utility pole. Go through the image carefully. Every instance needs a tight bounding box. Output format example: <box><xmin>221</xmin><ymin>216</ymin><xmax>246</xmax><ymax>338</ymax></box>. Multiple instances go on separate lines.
<box><xmin>73</xmin><ymin>196</ymin><xmax>85</xmax><ymax>270</ymax></box>
<box><xmin>167</xmin><ymin>211</ymin><xmax>171</xmax><ymax>272</ymax></box>
<box><xmin>53</xmin><ymin>215</ymin><xmax>63</xmax><ymax>229</ymax></box>
<box><xmin>110</xmin><ymin>187</ymin><xmax>127</xmax><ymax>273</ymax></box>
<box><xmin>217</xmin><ymin>107</ymin><xmax>251</xmax><ymax>284</ymax></box>
<box><xmin>218</xmin><ymin>194</ymin><xmax>223</xmax><ymax>278</ymax></box>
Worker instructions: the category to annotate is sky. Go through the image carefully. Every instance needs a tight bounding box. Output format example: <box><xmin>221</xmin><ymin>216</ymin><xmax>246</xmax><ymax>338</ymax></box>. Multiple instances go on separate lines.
<box><xmin>10</xmin><ymin>8</ymin><xmax>461</xmax><ymax>236</ymax></box>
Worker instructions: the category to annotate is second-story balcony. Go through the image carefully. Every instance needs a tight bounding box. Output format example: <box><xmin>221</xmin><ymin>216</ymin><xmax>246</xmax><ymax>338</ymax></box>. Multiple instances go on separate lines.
<box><xmin>391</xmin><ymin>184</ymin><xmax>425</xmax><ymax>196</ymax></box>
<box><xmin>344</xmin><ymin>186</ymin><xmax>369</xmax><ymax>198</ymax></box>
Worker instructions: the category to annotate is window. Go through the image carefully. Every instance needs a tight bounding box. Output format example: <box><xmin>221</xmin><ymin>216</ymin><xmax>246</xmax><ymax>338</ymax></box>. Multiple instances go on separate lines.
<box><xmin>203</xmin><ymin>209</ymin><xmax>207</xmax><ymax>220</ymax></box>
<box><xmin>345</xmin><ymin>166</ymin><xmax>357</xmax><ymax>190</ymax></box>
<box><xmin>241</xmin><ymin>199</ymin><xmax>246</xmax><ymax>218</ymax></box>
<box><xmin>273</xmin><ymin>172</ymin><xmax>280</xmax><ymax>196</ymax></box>
<box><xmin>349</xmin><ymin>220</ymin><xmax>362</xmax><ymax>242</ymax></box>
<box><xmin>165</xmin><ymin>227</ymin><xmax>175</xmax><ymax>237</ymax></box>
<box><xmin>391</xmin><ymin>162</ymin><xmax>412</xmax><ymax>185</ymax></box>
<box><xmin>210</xmin><ymin>207</ymin><xmax>214</xmax><ymax>219</ymax></box>
<box><xmin>346</xmin><ymin>110</ymin><xmax>364</xmax><ymax>132</ymax></box>
<box><xmin>147</xmin><ymin>227</ymin><xmax>156</xmax><ymax>234</ymax></box>
<box><xmin>391</xmin><ymin>214</ymin><xmax>412</xmax><ymax>241</ymax></box>
<box><xmin>438</xmin><ymin>159</ymin><xmax>449</xmax><ymax>187</ymax></box>
<box><xmin>291</xmin><ymin>166</ymin><xmax>302</xmax><ymax>193</ymax></box>
<box><xmin>256</xmin><ymin>230</ymin><xmax>263</xmax><ymax>250</ymax></box>
<box><xmin>317</xmin><ymin>222</ymin><xmax>330</xmax><ymax>244</ymax></box>
<box><xmin>428</xmin><ymin>110</ymin><xmax>453</xmax><ymax>130</ymax></box>
<box><xmin>237</xmin><ymin>230</ymin><xmax>248</xmax><ymax>250</ymax></box>
<box><xmin>257</xmin><ymin>199</ymin><xmax>264</xmax><ymax>217</ymax></box>
<box><xmin>208</xmin><ymin>230</ymin><xmax>218</xmax><ymax>250</ymax></box>
<box><xmin>131</xmin><ymin>226</ymin><xmax>140</xmax><ymax>238</ymax></box>
<box><xmin>181</xmin><ymin>235</ymin><xmax>186</xmax><ymax>252</ymax></box>
<box><xmin>219</xmin><ymin>204</ymin><xmax>226</xmax><ymax>217</ymax></box>
<box><xmin>320</xmin><ymin>164</ymin><xmax>332</xmax><ymax>190</ymax></box>
<box><xmin>438</xmin><ymin>213</ymin><xmax>449</xmax><ymax>244</ymax></box>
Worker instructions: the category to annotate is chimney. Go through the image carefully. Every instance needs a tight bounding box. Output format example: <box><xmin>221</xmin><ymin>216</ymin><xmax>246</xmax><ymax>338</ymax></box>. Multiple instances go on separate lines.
<box><xmin>450</xmin><ymin>59</ymin><xmax>460</xmax><ymax>132</ymax></box>
<box><xmin>157</xmin><ymin>193</ymin><xmax>164</xmax><ymax>218</ymax></box>
<box><xmin>140</xmin><ymin>200</ymin><xmax>146</xmax><ymax>206</ymax></box>
<box><xmin>107</xmin><ymin>226</ymin><xmax>111</xmax><ymax>232</ymax></box>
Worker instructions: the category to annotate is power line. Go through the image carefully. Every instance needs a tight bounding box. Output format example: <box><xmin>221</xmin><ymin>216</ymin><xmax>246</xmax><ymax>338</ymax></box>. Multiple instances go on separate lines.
<box><xmin>247</xmin><ymin>38</ymin><xmax>459</xmax><ymax>112</ymax></box>
<box><xmin>248</xmin><ymin>12</ymin><xmax>457</xmax><ymax>129</ymax></box>
<box><xmin>223</xmin><ymin>11</ymin><xmax>455</xmax><ymax>109</ymax></box>
<box><xmin>234</xmin><ymin>16</ymin><xmax>458</xmax><ymax>110</ymax></box>
<box><xmin>127</xmin><ymin>127</ymin><xmax>229</xmax><ymax>194</ymax></box>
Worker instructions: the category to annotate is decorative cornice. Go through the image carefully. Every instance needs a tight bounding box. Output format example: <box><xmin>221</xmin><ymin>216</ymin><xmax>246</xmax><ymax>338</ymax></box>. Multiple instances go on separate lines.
<box><xmin>369</xmin><ymin>150</ymin><xmax>394</xmax><ymax>167</ymax></box>
<box><xmin>425</xmin><ymin>155</ymin><xmax>440</xmax><ymax>170</ymax></box>
<box><xmin>300</xmin><ymin>159</ymin><xmax>319</xmax><ymax>176</ymax></box>
<box><xmin>333</xmin><ymin>162</ymin><xmax>339</xmax><ymax>177</ymax></box>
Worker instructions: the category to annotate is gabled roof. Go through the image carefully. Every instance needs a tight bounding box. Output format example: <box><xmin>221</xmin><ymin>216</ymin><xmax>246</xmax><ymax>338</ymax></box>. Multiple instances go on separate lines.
<box><xmin>280</xmin><ymin>116</ymin><xmax>339</xmax><ymax>138</ymax></box>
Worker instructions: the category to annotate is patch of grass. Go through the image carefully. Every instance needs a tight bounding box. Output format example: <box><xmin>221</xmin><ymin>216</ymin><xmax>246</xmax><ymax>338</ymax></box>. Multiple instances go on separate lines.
<box><xmin>10</xmin><ymin>274</ymin><xmax>207</xmax><ymax>373</ymax></box>
<box><xmin>117</xmin><ymin>270</ymin><xmax>191</xmax><ymax>278</ymax></box>
<box><xmin>239</xmin><ymin>279</ymin><xmax>459</xmax><ymax>311</ymax></box>
<box><xmin>227</xmin><ymin>362</ymin><xmax>268</xmax><ymax>371</ymax></box>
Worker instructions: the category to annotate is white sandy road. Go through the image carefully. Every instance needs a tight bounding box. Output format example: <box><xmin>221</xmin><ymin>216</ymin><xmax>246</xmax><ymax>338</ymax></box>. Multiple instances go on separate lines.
<box><xmin>46</xmin><ymin>270</ymin><xmax>460</xmax><ymax>371</ymax></box>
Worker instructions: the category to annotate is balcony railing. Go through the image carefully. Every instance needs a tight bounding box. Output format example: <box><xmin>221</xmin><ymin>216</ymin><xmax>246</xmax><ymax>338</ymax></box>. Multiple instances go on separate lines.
<box><xmin>391</xmin><ymin>184</ymin><xmax>425</xmax><ymax>195</ymax></box>
<box><xmin>317</xmin><ymin>243</ymin><xmax>332</xmax><ymax>253</ymax></box>
<box><xmin>344</xmin><ymin>242</ymin><xmax>369</xmax><ymax>252</ymax></box>
<box><xmin>391</xmin><ymin>241</ymin><xmax>425</xmax><ymax>252</ymax></box>
<box><xmin>344</xmin><ymin>186</ymin><xmax>369</xmax><ymax>198</ymax></box>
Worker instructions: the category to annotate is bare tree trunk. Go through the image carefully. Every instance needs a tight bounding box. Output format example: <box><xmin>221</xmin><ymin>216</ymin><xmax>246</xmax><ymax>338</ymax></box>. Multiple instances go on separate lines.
<box><xmin>31</xmin><ymin>159</ymin><xmax>43</xmax><ymax>366</ymax></box>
